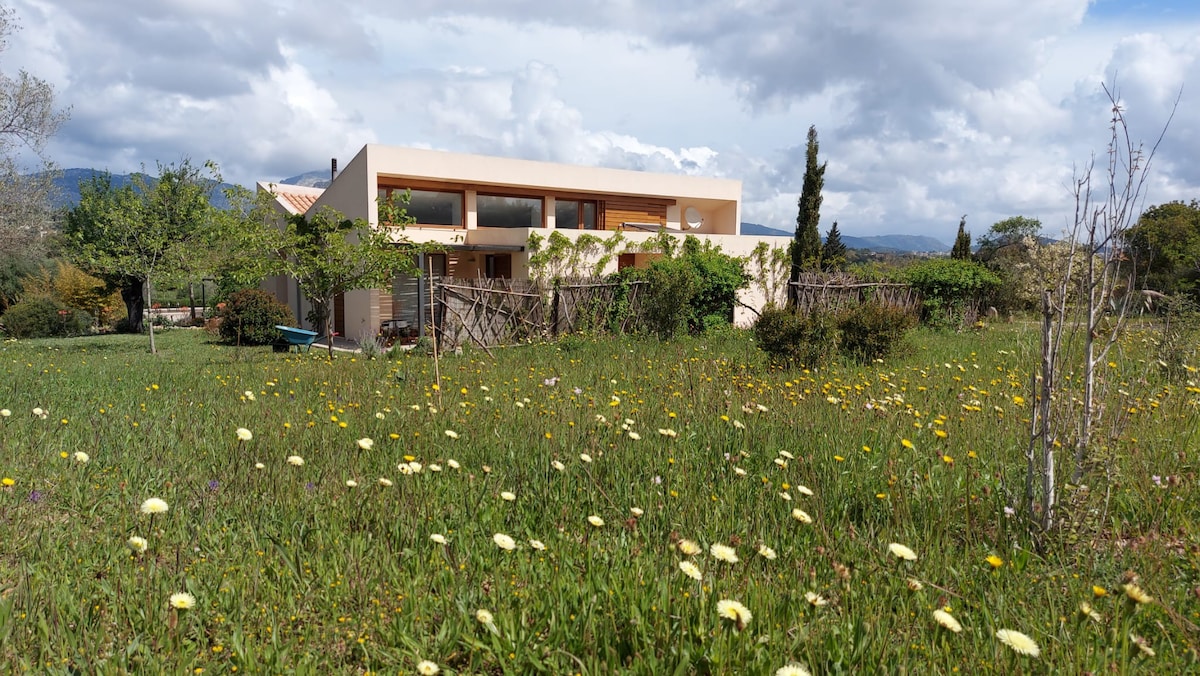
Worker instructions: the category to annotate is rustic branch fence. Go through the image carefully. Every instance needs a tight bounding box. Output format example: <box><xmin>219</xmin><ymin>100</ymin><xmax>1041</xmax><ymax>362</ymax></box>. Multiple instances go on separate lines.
<box><xmin>434</xmin><ymin>277</ymin><xmax>647</xmax><ymax>350</ymax></box>
<box><xmin>789</xmin><ymin>273</ymin><xmax>923</xmax><ymax>315</ymax></box>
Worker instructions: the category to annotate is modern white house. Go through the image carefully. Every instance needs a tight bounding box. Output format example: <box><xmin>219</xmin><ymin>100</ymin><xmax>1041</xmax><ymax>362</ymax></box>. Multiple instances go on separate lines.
<box><xmin>259</xmin><ymin>145</ymin><xmax>789</xmax><ymax>339</ymax></box>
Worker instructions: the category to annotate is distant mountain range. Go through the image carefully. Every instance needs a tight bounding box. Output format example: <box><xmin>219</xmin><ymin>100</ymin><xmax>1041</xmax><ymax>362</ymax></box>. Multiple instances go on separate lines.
<box><xmin>740</xmin><ymin>222</ymin><xmax>949</xmax><ymax>253</ymax></box>
<box><xmin>44</xmin><ymin>170</ymin><xmax>949</xmax><ymax>253</ymax></box>
<box><xmin>47</xmin><ymin>168</ymin><xmax>237</xmax><ymax>210</ymax></box>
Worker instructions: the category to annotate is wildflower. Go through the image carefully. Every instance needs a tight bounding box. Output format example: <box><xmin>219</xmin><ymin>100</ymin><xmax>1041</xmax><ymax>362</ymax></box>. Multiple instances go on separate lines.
<box><xmin>630</xmin><ymin>507</ymin><xmax>644</xmax><ymax>517</ymax></box>
<box><xmin>888</xmin><ymin>543</ymin><xmax>917</xmax><ymax>561</ymax></box>
<box><xmin>679</xmin><ymin>560</ymin><xmax>702</xmax><ymax>580</ymax></box>
<box><xmin>995</xmin><ymin>629</ymin><xmax>1040</xmax><ymax>657</ymax></box>
<box><xmin>678</xmin><ymin>539</ymin><xmax>701</xmax><ymax>556</ymax></box>
<box><xmin>286</xmin><ymin>455</ymin><xmax>305</xmax><ymax>467</ymax></box>
<box><xmin>757</xmin><ymin>545</ymin><xmax>777</xmax><ymax>560</ymax></box>
<box><xmin>346</xmin><ymin>479</ymin><xmax>358</xmax><ymax>487</ymax></box>
<box><xmin>430</xmin><ymin>534</ymin><xmax>447</xmax><ymax>545</ymax></box>
<box><xmin>169</xmin><ymin>592</ymin><xmax>196</xmax><ymax>610</ymax></box>
<box><xmin>0</xmin><ymin>409</ymin><xmax>9</xmax><ymax>417</ymax></box>
<box><xmin>444</xmin><ymin>430</ymin><xmax>459</xmax><ymax>440</ymax></box>
<box><xmin>243</xmin><ymin>390</ymin><xmax>255</xmax><ymax>401</ymax></box>
<box><xmin>805</xmin><ymin>591</ymin><xmax>827</xmax><ymax>607</ymax></box>
<box><xmin>580</xmin><ymin>453</ymin><xmax>593</xmax><ymax>463</ymax></box>
<box><xmin>377</xmin><ymin>478</ymin><xmax>393</xmax><ymax>487</ymax></box>
<box><xmin>791</xmin><ymin>509</ymin><xmax>813</xmax><ymax>524</ymax></box>
<box><xmin>127</xmin><ymin>536</ymin><xmax>148</xmax><ymax>554</ymax></box>
<box><xmin>901</xmin><ymin>438</ymin><xmax>914</xmax><ymax>450</ymax></box>
<box><xmin>33</xmin><ymin>407</ymin><xmax>47</xmax><ymax>419</ymax></box>
<box><xmin>416</xmin><ymin>660</ymin><xmax>440</xmax><ymax>675</ymax></box>
<box><xmin>1130</xmin><ymin>634</ymin><xmax>1154</xmax><ymax>657</ymax></box>
<box><xmin>357</xmin><ymin>438</ymin><xmax>373</xmax><ymax>450</ymax></box>
<box><xmin>732</xmin><ymin>420</ymin><xmax>745</xmax><ymax>429</ymax></box>
<box><xmin>1</xmin><ymin>477</ymin><xmax>13</xmax><ymax>487</ymax></box>
<box><xmin>493</xmin><ymin>533</ymin><xmax>516</xmax><ymax>550</ymax></box>
<box><xmin>778</xmin><ymin>451</ymin><xmax>795</xmax><ymax>460</ymax></box>
<box><xmin>398</xmin><ymin>464</ymin><xmax>413</xmax><ymax>475</ymax></box>
<box><xmin>254</xmin><ymin>462</ymin><xmax>265</xmax><ymax>470</ymax></box>
<box><xmin>429</xmin><ymin>464</ymin><xmax>442</xmax><ymax>472</ymax></box>
<box><xmin>775</xmin><ymin>664</ymin><xmax>812</xmax><ymax>676</ymax></box>
<box><xmin>779</xmin><ymin>492</ymin><xmax>792</xmax><ymax>501</ymax></box>
<box><xmin>773</xmin><ymin>458</ymin><xmax>787</xmax><ymax>468</ymax></box>
<box><xmin>587</xmin><ymin>515</ymin><xmax>604</xmax><ymax>527</ymax></box>
<box><xmin>236</xmin><ymin>428</ymin><xmax>253</xmax><ymax>441</ymax></box>
<box><xmin>552</xmin><ymin>460</ymin><xmax>565</xmax><ymax>471</ymax></box>
<box><xmin>734</xmin><ymin>467</ymin><xmax>747</xmax><ymax>476</ymax></box>
<box><xmin>658</xmin><ymin>428</ymin><xmax>677</xmax><ymax>438</ymax></box>
<box><xmin>447</xmin><ymin>459</ymin><xmax>460</xmax><ymax>469</ymax></box>
<box><xmin>986</xmin><ymin>555</ymin><xmax>1004</xmax><ymax>569</ymax></box>
<box><xmin>710</xmin><ymin>543</ymin><xmax>739</xmax><ymax>563</ymax></box>
<box><xmin>140</xmin><ymin>498</ymin><xmax>169</xmax><ymax>515</ymax></box>
<box><xmin>906</xmin><ymin>577</ymin><xmax>924</xmax><ymax>591</ymax></box>
<box><xmin>933</xmin><ymin>609</ymin><xmax>962</xmax><ymax>633</ymax></box>
<box><xmin>1079</xmin><ymin>602</ymin><xmax>1101</xmax><ymax>623</ymax></box>
<box><xmin>500</xmin><ymin>491</ymin><xmax>516</xmax><ymax>501</ymax></box>
<box><xmin>529</xmin><ymin>539</ymin><xmax>546</xmax><ymax>550</ymax></box>
<box><xmin>1123</xmin><ymin>583</ymin><xmax>1152</xmax><ymax>605</ymax></box>
<box><xmin>716</xmin><ymin>599</ymin><xmax>752</xmax><ymax>630</ymax></box>
<box><xmin>73</xmin><ymin>451</ymin><xmax>90</xmax><ymax>464</ymax></box>
<box><xmin>476</xmin><ymin>608</ymin><xmax>494</xmax><ymax>624</ymax></box>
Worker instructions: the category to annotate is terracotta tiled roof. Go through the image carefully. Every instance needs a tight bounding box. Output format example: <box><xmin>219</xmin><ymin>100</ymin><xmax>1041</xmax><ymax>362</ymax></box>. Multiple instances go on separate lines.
<box><xmin>277</xmin><ymin>190</ymin><xmax>320</xmax><ymax>214</ymax></box>
<box><xmin>260</xmin><ymin>182</ymin><xmax>325</xmax><ymax>215</ymax></box>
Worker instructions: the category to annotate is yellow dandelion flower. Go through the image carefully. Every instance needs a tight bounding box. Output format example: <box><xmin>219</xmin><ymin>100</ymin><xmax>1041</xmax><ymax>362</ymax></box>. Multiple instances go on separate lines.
<box><xmin>716</xmin><ymin>599</ymin><xmax>752</xmax><ymax>629</ymax></box>
<box><xmin>169</xmin><ymin>592</ymin><xmax>196</xmax><ymax>610</ymax></box>
<box><xmin>901</xmin><ymin>439</ymin><xmax>914</xmax><ymax>449</ymax></box>
<box><xmin>1123</xmin><ymin>583</ymin><xmax>1152</xmax><ymax>604</ymax></box>
<box><xmin>1092</xmin><ymin>585</ymin><xmax>1108</xmax><ymax>597</ymax></box>
<box><xmin>986</xmin><ymin>555</ymin><xmax>1004</xmax><ymax>569</ymax></box>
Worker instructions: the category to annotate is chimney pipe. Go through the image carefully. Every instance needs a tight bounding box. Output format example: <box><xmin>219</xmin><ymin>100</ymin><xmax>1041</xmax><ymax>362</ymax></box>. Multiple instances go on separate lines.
<box><xmin>331</xmin><ymin>158</ymin><xmax>338</xmax><ymax>182</ymax></box>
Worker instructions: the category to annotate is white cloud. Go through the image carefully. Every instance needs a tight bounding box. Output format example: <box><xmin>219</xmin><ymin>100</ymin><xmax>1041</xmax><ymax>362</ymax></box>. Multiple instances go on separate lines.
<box><xmin>2</xmin><ymin>0</ymin><xmax>1197</xmax><ymax>241</ymax></box>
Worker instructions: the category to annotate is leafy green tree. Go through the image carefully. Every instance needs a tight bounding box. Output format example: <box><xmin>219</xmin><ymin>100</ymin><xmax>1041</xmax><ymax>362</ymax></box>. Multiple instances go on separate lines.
<box><xmin>950</xmin><ymin>215</ymin><xmax>972</xmax><ymax>260</ymax></box>
<box><xmin>790</xmin><ymin>125</ymin><xmax>826</xmax><ymax>298</ymax></box>
<box><xmin>1124</xmin><ymin>200</ymin><xmax>1200</xmax><ymax>296</ymax></box>
<box><xmin>63</xmin><ymin>160</ymin><xmax>221</xmax><ymax>352</ymax></box>
<box><xmin>977</xmin><ymin>215</ymin><xmax>1041</xmax><ymax>261</ymax></box>
<box><xmin>821</xmin><ymin>221</ymin><xmax>847</xmax><ymax>271</ymax></box>
<box><xmin>277</xmin><ymin>203</ymin><xmax>417</xmax><ymax>355</ymax></box>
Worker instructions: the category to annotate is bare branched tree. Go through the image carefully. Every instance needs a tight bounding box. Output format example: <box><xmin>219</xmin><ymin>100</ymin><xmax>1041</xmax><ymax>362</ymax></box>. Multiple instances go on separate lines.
<box><xmin>1025</xmin><ymin>83</ymin><xmax>1178</xmax><ymax>532</ymax></box>
<box><xmin>0</xmin><ymin>5</ymin><xmax>69</xmax><ymax>261</ymax></box>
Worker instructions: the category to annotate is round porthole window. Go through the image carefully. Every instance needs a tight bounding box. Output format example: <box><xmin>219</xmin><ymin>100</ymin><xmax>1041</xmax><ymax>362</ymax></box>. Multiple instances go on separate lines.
<box><xmin>684</xmin><ymin>206</ymin><xmax>703</xmax><ymax>229</ymax></box>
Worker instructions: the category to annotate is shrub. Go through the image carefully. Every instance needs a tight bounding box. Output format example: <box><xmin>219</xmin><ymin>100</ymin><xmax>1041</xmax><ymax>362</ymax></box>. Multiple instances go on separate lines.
<box><xmin>753</xmin><ymin>305</ymin><xmax>839</xmax><ymax>368</ymax></box>
<box><xmin>641</xmin><ymin>258</ymin><xmax>696</xmax><ymax>339</ymax></box>
<box><xmin>903</xmin><ymin>259</ymin><xmax>1001</xmax><ymax>328</ymax></box>
<box><xmin>1</xmin><ymin>297</ymin><xmax>91</xmax><ymax>338</ymax></box>
<box><xmin>218</xmin><ymin>289</ymin><xmax>295</xmax><ymax>345</ymax></box>
<box><xmin>836</xmin><ymin>302</ymin><xmax>917</xmax><ymax>363</ymax></box>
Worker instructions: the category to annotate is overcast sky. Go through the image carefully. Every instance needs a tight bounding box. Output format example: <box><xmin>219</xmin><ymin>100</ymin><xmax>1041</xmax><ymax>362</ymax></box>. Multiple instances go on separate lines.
<box><xmin>7</xmin><ymin>0</ymin><xmax>1199</xmax><ymax>242</ymax></box>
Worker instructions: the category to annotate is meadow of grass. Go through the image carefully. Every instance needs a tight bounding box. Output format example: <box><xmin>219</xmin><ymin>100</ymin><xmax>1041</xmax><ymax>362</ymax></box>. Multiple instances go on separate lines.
<box><xmin>0</xmin><ymin>324</ymin><xmax>1197</xmax><ymax>674</ymax></box>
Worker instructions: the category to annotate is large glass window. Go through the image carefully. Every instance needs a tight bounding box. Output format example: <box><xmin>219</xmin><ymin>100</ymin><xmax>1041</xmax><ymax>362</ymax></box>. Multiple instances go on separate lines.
<box><xmin>477</xmin><ymin>195</ymin><xmax>542</xmax><ymax>228</ymax></box>
<box><xmin>554</xmin><ymin>200</ymin><xmax>598</xmax><ymax>229</ymax></box>
<box><xmin>380</xmin><ymin>188</ymin><xmax>462</xmax><ymax>226</ymax></box>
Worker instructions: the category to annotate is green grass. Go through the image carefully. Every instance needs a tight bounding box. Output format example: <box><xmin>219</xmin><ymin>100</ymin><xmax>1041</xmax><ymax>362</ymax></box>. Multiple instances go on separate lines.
<box><xmin>0</xmin><ymin>325</ymin><xmax>1197</xmax><ymax>674</ymax></box>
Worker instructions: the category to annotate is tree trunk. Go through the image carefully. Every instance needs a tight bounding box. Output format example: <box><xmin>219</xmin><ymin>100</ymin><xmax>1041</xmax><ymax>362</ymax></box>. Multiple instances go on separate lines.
<box><xmin>188</xmin><ymin>283</ymin><xmax>197</xmax><ymax>323</ymax></box>
<box><xmin>121</xmin><ymin>277</ymin><xmax>145</xmax><ymax>333</ymax></box>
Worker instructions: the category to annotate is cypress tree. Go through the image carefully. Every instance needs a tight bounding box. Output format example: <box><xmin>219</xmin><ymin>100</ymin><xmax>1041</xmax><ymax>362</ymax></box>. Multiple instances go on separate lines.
<box><xmin>821</xmin><ymin>221</ymin><xmax>847</xmax><ymax>271</ymax></box>
<box><xmin>950</xmin><ymin>215</ymin><xmax>972</xmax><ymax>260</ymax></box>
<box><xmin>790</xmin><ymin>125</ymin><xmax>826</xmax><ymax>303</ymax></box>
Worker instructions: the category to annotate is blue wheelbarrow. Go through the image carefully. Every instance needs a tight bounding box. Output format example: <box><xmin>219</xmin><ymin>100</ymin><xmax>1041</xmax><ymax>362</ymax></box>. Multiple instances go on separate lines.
<box><xmin>275</xmin><ymin>325</ymin><xmax>320</xmax><ymax>353</ymax></box>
